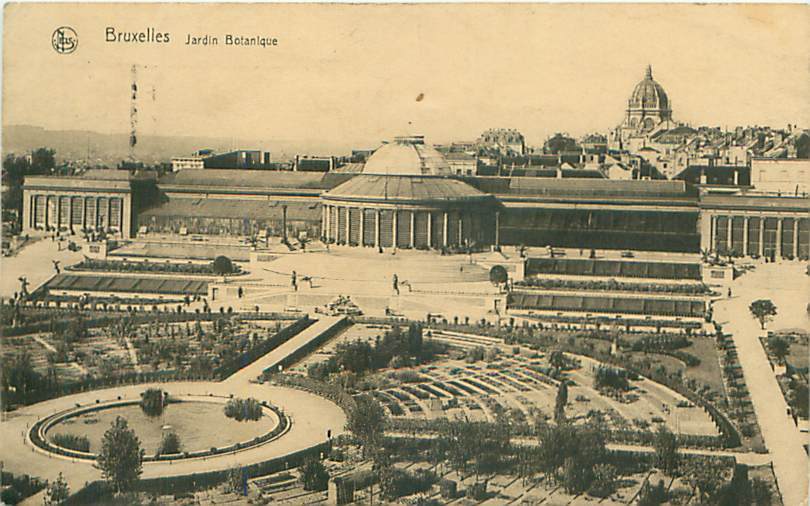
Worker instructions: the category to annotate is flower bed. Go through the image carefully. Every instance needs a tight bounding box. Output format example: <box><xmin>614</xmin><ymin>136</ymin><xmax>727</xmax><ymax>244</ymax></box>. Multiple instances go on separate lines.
<box><xmin>67</xmin><ymin>258</ymin><xmax>245</xmax><ymax>276</ymax></box>
<box><xmin>515</xmin><ymin>277</ymin><xmax>712</xmax><ymax>295</ymax></box>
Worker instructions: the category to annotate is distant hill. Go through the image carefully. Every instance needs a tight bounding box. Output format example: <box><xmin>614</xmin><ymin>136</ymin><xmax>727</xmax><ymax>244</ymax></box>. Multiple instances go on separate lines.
<box><xmin>2</xmin><ymin>125</ymin><xmax>365</xmax><ymax>165</ymax></box>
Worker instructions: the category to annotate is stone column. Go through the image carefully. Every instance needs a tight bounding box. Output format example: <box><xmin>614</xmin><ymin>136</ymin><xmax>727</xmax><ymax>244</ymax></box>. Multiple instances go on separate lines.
<box><xmin>458</xmin><ymin>214</ymin><xmax>464</xmax><ymax>245</ymax></box>
<box><xmin>409</xmin><ymin>211</ymin><xmax>415</xmax><ymax>248</ymax></box>
<box><xmin>726</xmin><ymin>215</ymin><xmax>732</xmax><ymax>253</ymax></box>
<box><xmin>82</xmin><ymin>198</ymin><xmax>89</xmax><ymax>229</ymax></box>
<box><xmin>427</xmin><ymin>211</ymin><xmax>433</xmax><ymax>249</ymax></box>
<box><xmin>359</xmin><ymin>208</ymin><xmax>365</xmax><ymax>246</ymax></box>
<box><xmin>56</xmin><ymin>196</ymin><xmax>63</xmax><ymax>229</ymax></box>
<box><xmin>327</xmin><ymin>206</ymin><xmax>333</xmax><ymax>241</ymax></box>
<box><xmin>375</xmin><ymin>209</ymin><xmax>380</xmax><ymax>247</ymax></box>
<box><xmin>776</xmin><ymin>218</ymin><xmax>783</xmax><ymax>258</ymax></box>
<box><xmin>742</xmin><ymin>216</ymin><xmax>749</xmax><ymax>256</ymax></box>
<box><xmin>443</xmin><ymin>212</ymin><xmax>449</xmax><ymax>247</ymax></box>
<box><xmin>392</xmin><ymin>210</ymin><xmax>398</xmax><ymax>249</ymax></box>
<box><xmin>44</xmin><ymin>195</ymin><xmax>50</xmax><ymax>229</ymax></box>
<box><xmin>322</xmin><ymin>205</ymin><xmax>327</xmax><ymax>241</ymax></box>
<box><xmin>758</xmin><ymin>216</ymin><xmax>765</xmax><ymax>256</ymax></box>
<box><xmin>793</xmin><ymin>219</ymin><xmax>799</xmax><ymax>258</ymax></box>
<box><xmin>345</xmin><ymin>207</ymin><xmax>351</xmax><ymax>244</ymax></box>
<box><xmin>708</xmin><ymin>215</ymin><xmax>716</xmax><ymax>252</ymax></box>
<box><xmin>76</xmin><ymin>196</ymin><xmax>83</xmax><ymax>230</ymax></box>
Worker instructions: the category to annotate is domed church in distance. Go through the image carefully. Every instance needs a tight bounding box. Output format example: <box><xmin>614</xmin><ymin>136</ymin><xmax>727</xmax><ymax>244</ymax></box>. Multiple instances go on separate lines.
<box><xmin>614</xmin><ymin>65</ymin><xmax>679</xmax><ymax>148</ymax></box>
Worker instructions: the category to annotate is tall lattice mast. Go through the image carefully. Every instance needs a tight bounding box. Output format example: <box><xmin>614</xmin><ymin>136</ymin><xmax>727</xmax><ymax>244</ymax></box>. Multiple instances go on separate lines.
<box><xmin>129</xmin><ymin>64</ymin><xmax>138</xmax><ymax>162</ymax></box>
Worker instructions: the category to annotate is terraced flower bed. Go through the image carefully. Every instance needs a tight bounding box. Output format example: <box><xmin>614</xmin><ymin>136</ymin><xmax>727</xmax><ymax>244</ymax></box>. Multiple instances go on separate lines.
<box><xmin>68</xmin><ymin>258</ymin><xmax>245</xmax><ymax>276</ymax></box>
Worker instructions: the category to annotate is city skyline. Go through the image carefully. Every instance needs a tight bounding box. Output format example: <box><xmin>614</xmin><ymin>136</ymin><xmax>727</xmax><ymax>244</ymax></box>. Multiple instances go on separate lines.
<box><xmin>3</xmin><ymin>3</ymin><xmax>810</xmax><ymax>153</ymax></box>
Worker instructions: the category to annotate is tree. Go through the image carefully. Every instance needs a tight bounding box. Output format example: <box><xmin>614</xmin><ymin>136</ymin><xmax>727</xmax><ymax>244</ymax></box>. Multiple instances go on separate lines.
<box><xmin>346</xmin><ymin>395</ymin><xmax>386</xmax><ymax>458</ymax></box>
<box><xmin>489</xmin><ymin>265</ymin><xmax>508</xmax><ymax>287</ymax></box>
<box><xmin>588</xmin><ymin>463</ymin><xmax>617</xmax><ymax>498</ymax></box>
<box><xmin>653</xmin><ymin>426</ymin><xmax>679</xmax><ymax>475</ymax></box>
<box><xmin>299</xmin><ymin>458</ymin><xmax>329</xmax><ymax>491</ymax></box>
<box><xmin>212</xmin><ymin>255</ymin><xmax>234</xmax><ymax>279</ymax></box>
<box><xmin>544</xmin><ymin>133</ymin><xmax>580</xmax><ymax>154</ymax></box>
<box><xmin>789</xmin><ymin>381</ymin><xmax>809</xmax><ymax>418</ymax></box>
<box><xmin>554</xmin><ymin>381</ymin><xmax>568</xmax><ymax>423</ymax></box>
<box><xmin>2</xmin><ymin>350</ymin><xmax>46</xmax><ymax>403</ymax></box>
<box><xmin>44</xmin><ymin>473</ymin><xmax>70</xmax><ymax>505</ymax></box>
<box><xmin>681</xmin><ymin>458</ymin><xmax>725</xmax><ymax>503</ymax></box>
<box><xmin>750</xmin><ymin>477</ymin><xmax>773</xmax><ymax>506</ymax></box>
<box><xmin>749</xmin><ymin>299</ymin><xmax>777</xmax><ymax>330</ymax></box>
<box><xmin>767</xmin><ymin>336</ymin><xmax>790</xmax><ymax>365</ymax></box>
<box><xmin>97</xmin><ymin>417</ymin><xmax>144</xmax><ymax>494</ymax></box>
<box><xmin>227</xmin><ymin>466</ymin><xmax>248</xmax><ymax>496</ymax></box>
<box><xmin>536</xmin><ymin>422</ymin><xmax>606</xmax><ymax>492</ymax></box>
<box><xmin>157</xmin><ymin>431</ymin><xmax>181</xmax><ymax>455</ymax></box>
<box><xmin>139</xmin><ymin>388</ymin><xmax>165</xmax><ymax>417</ymax></box>
<box><xmin>1</xmin><ymin>148</ymin><xmax>55</xmax><ymax>216</ymax></box>
<box><xmin>637</xmin><ymin>479</ymin><xmax>668</xmax><ymax>506</ymax></box>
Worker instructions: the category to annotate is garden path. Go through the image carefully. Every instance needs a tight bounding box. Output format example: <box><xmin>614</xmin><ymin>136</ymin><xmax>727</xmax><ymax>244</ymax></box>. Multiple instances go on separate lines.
<box><xmin>714</xmin><ymin>261</ymin><xmax>809</xmax><ymax>506</ymax></box>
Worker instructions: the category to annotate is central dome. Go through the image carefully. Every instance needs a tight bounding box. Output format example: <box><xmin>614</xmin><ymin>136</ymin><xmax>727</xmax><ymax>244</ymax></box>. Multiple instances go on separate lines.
<box><xmin>362</xmin><ymin>136</ymin><xmax>451</xmax><ymax>176</ymax></box>
<box><xmin>629</xmin><ymin>65</ymin><xmax>670</xmax><ymax>111</ymax></box>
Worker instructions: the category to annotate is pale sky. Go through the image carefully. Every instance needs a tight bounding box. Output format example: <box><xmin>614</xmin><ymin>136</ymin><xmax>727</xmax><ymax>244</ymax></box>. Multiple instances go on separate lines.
<box><xmin>3</xmin><ymin>3</ymin><xmax>809</xmax><ymax>149</ymax></box>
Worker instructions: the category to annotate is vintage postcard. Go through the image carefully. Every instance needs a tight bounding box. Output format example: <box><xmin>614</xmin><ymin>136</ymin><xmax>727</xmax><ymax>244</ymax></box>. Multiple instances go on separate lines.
<box><xmin>1</xmin><ymin>3</ymin><xmax>809</xmax><ymax>505</ymax></box>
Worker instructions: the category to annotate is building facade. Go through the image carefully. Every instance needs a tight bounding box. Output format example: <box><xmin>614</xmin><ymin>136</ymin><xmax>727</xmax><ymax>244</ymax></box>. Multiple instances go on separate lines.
<box><xmin>700</xmin><ymin>193</ymin><xmax>809</xmax><ymax>259</ymax></box>
<box><xmin>21</xmin><ymin>170</ymin><xmax>153</xmax><ymax>238</ymax></box>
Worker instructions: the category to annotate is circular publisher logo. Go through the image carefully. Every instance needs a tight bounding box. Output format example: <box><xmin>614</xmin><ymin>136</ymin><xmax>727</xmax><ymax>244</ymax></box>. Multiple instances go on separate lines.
<box><xmin>52</xmin><ymin>27</ymin><xmax>78</xmax><ymax>54</ymax></box>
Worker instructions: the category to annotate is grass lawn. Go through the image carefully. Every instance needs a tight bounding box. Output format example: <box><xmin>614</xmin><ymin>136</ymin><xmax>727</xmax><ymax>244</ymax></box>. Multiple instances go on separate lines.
<box><xmin>619</xmin><ymin>335</ymin><xmax>725</xmax><ymax>396</ymax></box>
<box><xmin>49</xmin><ymin>400</ymin><xmax>278</xmax><ymax>455</ymax></box>
<box><xmin>682</xmin><ymin>336</ymin><xmax>725</xmax><ymax>393</ymax></box>
<box><xmin>787</xmin><ymin>341</ymin><xmax>809</xmax><ymax>370</ymax></box>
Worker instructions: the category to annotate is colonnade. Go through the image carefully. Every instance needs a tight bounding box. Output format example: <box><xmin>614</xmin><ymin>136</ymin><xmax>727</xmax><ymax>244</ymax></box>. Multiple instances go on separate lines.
<box><xmin>707</xmin><ymin>213</ymin><xmax>809</xmax><ymax>259</ymax></box>
<box><xmin>321</xmin><ymin>205</ymin><xmax>495</xmax><ymax>249</ymax></box>
<box><xmin>26</xmin><ymin>193</ymin><xmax>126</xmax><ymax>235</ymax></box>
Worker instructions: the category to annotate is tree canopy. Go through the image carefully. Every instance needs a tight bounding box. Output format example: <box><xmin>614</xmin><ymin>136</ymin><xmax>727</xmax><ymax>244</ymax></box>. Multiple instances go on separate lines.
<box><xmin>212</xmin><ymin>255</ymin><xmax>235</xmax><ymax>276</ymax></box>
<box><xmin>299</xmin><ymin>458</ymin><xmax>329</xmax><ymax>491</ymax></box>
<box><xmin>97</xmin><ymin>416</ymin><xmax>144</xmax><ymax>494</ymax></box>
<box><xmin>749</xmin><ymin>299</ymin><xmax>777</xmax><ymax>330</ymax></box>
<box><xmin>653</xmin><ymin>426</ymin><xmax>680</xmax><ymax>475</ymax></box>
<box><xmin>346</xmin><ymin>395</ymin><xmax>386</xmax><ymax>457</ymax></box>
<box><xmin>44</xmin><ymin>473</ymin><xmax>70</xmax><ymax>505</ymax></box>
<box><xmin>489</xmin><ymin>265</ymin><xmax>508</xmax><ymax>285</ymax></box>
<box><xmin>767</xmin><ymin>336</ymin><xmax>790</xmax><ymax>365</ymax></box>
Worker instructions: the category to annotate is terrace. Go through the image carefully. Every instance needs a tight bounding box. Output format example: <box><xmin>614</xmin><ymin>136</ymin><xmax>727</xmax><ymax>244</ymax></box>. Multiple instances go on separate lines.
<box><xmin>43</xmin><ymin>274</ymin><xmax>208</xmax><ymax>297</ymax></box>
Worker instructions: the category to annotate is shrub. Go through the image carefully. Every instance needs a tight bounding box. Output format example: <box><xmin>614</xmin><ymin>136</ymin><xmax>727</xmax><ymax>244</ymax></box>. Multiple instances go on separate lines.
<box><xmin>140</xmin><ymin>388</ymin><xmax>165</xmax><ymax>417</ymax></box>
<box><xmin>468</xmin><ymin>481</ymin><xmax>488</xmax><ymax>500</ymax></box>
<box><xmin>157</xmin><ymin>432</ymin><xmax>181</xmax><ymax>455</ymax></box>
<box><xmin>52</xmin><ymin>433</ymin><xmax>90</xmax><ymax>452</ymax></box>
<box><xmin>381</xmin><ymin>469</ymin><xmax>437</xmax><ymax>500</ymax></box>
<box><xmin>593</xmin><ymin>366</ymin><xmax>632</xmax><ymax>391</ymax></box>
<box><xmin>224</xmin><ymin>398</ymin><xmax>263</xmax><ymax>421</ymax></box>
<box><xmin>440</xmin><ymin>479</ymin><xmax>457</xmax><ymax>499</ymax></box>
<box><xmin>299</xmin><ymin>458</ymin><xmax>329</xmax><ymax>491</ymax></box>
<box><xmin>212</xmin><ymin>256</ymin><xmax>235</xmax><ymax>277</ymax></box>
<box><xmin>588</xmin><ymin>463</ymin><xmax>617</xmax><ymax>498</ymax></box>
<box><xmin>489</xmin><ymin>265</ymin><xmax>508</xmax><ymax>285</ymax></box>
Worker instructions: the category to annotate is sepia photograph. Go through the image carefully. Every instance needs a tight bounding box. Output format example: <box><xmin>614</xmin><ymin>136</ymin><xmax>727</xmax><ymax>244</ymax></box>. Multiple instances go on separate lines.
<box><xmin>1</xmin><ymin>3</ymin><xmax>809</xmax><ymax>505</ymax></box>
